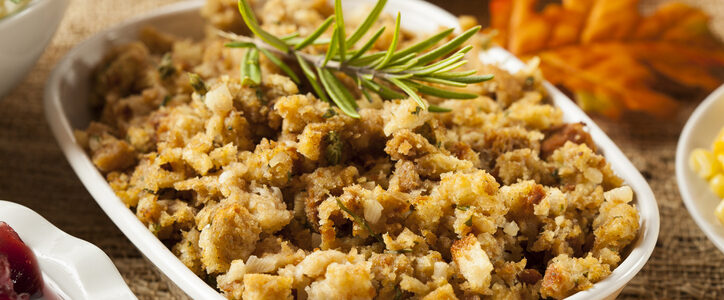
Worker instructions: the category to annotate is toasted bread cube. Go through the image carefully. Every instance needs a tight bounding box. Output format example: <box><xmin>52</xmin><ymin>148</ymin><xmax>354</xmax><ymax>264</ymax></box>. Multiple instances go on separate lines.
<box><xmin>451</xmin><ymin>234</ymin><xmax>493</xmax><ymax>293</ymax></box>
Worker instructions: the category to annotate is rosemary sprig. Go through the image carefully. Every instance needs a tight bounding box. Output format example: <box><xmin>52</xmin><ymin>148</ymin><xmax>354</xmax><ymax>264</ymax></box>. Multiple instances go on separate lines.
<box><xmin>219</xmin><ymin>0</ymin><xmax>493</xmax><ymax>118</ymax></box>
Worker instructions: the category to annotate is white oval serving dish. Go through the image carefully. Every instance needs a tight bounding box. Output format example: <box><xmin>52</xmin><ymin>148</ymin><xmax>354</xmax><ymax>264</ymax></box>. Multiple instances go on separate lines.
<box><xmin>0</xmin><ymin>200</ymin><xmax>136</xmax><ymax>300</ymax></box>
<box><xmin>0</xmin><ymin>0</ymin><xmax>68</xmax><ymax>98</ymax></box>
<box><xmin>43</xmin><ymin>0</ymin><xmax>660</xmax><ymax>299</ymax></box>
<box><xmin>676</xmin><ymin>84</ymin><xmax>724</xmax><ymax>253</ymax></box>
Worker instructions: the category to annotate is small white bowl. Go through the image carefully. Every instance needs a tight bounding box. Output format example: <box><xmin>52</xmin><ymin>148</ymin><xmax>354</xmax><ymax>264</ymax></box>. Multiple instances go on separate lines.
<box><xmin>43</xmin><ymin>1</ymin><xmax>659</xmax><ymax>299</ymax></box>
<box><xmin>676</xmin><ymin>84</ymin><xmax>724</xmax><ymax>253</ymax></box>
<box><xmin>0</xmin><ymin>200</ymin><xmax>136</xmax><ymax>299</ymax></box>
<box><xmin>0</xmin><ymin>0</ymin><xmax>68</xmax><ymax>98</ymax></box>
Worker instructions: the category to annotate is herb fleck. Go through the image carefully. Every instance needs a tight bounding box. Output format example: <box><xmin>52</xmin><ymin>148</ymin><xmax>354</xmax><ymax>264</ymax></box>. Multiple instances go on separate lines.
<box><xmin>524</xmin><ymin>76</ymin><xmax>535</xmax><ymax>87</ymax></box>
<box><xmin>393</xmin><ymin>285</ymin><xmax>402</xmax><ymax>300</ymax></box>
<box><xmin>255</xmin><ymin>87</ymin><xmax>266</xmax><ymax>104</ymax></box>
<box><xmin>335</xmin><ymin>198</ymin><xmax>382</xmax><ymax>243</ymax></box>
<box><xmin>188</xmin><ymin>73</ymin><xmax>207</xmax><ymax>94</ymax></box>
<box><xmin>161</xmin><ymin>95</ymin><xmax>171</xmax><ymax>107</ymax></box>
<box><xmin>325</xmin><ymin>131</ymin><xmax>343</xmax><ymax>165</ymax></box>
<box><xmin>411</xmin><ymin>106</ymin><xmax>422</xmax><ymax>115</ymax></box>
<box><xmin>417</xmin><ymin>122</ymin><xmax>437</xmax><ymax>146</ymax></box>
<box><xmin>158</xmin><ymin>53</ymin><xmax>176</xmax><ymax>80</ymax></box>
<box><xmin>322</xmin><ymin>108</ymin><xmax>337</xmax><ymax>118</ymax></box>
<box><xmin>552</xmin><ymin>169</ymin><xmax>560</xmax><ymax>182</ymax></box>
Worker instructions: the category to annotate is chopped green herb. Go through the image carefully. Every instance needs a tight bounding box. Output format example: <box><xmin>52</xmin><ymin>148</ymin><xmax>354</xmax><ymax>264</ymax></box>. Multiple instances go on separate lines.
<box><xmin>161</xmin><ymin>95</ymin><xmax>171</xmax><ymax>107</ymax></box>
<box><xmin>322</xmin><ymin>108</ymin><xmax>337</xmax><ymax>118</ymax></box>
<box><xmin>394</xmin><ymin>285</ymin><xmax>402</xmax><ymax>300</ymax></box>
<box><xmin>456</xmin><ymin>205</ymin><xmax>470</xmax><ymax>211</ymax></box>
<box><xmin>256</xmin><ymin>87</ymin><xmax>266</xmax><ymax>104</ymax></box>
<box><xmin>335</xmin><ymin>198</ymin><xmax>382</xmax><ymax>243</ymax></box>
<box><xmin>188</xmin><ymin>73</ymin><xmax>207</xmax><ymax>95</ymax></box>
<box><xmin>552</xmin><ymin>169</ymin><xmax>560</xmax><ymax>182</ymax></box>
<box><xmin>411</xmin><ymin>106</ymin><xmax>422</xmax><ymax>115</ymax></box>
<box><xmin>464</xmin><ymin>216</ymin><xmax>473</xmax><ymax>226</ymax></box>
<box><xmin>417</xmin><ymin>122</ymin><xmax>437</xmax><ymax>146</ymax></box>
<box><xmin>524</xmin><ymin>76</ymin><xmax>535</xmax><ymax>87</ymax></box>
<box><xmin>150</xmin><ymin>223</ymin><xmax>161</xmax><ymax>234</ymax></box>
<box><xmin>384</xmin><ymin>248</ymin><xmax>413</xmax><ymax>254</ymax></box>
<box><xmin>158</xmin><ymin>53</ymin><xmax>176</xmax><ymax>80</ymax></box>
<box><xmin>325</xmin><ymin>131</ymin><xmax>343</xmax><ymax>165</ymax></box>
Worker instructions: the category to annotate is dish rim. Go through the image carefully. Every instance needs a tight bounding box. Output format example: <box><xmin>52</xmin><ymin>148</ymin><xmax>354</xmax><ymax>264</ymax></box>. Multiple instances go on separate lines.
<box><xmin>0</xmin><ymin>0</ymin><xmax>36</xmax><ymax>25</ymax></box>
<box><xmin>43</xmin><ymin>1</ymin><xmax>660</xmax><ymax>299</ymax></box>
<box><xmin>676</xmin><ymin>83</ymin><xmax>724</xmax><ymax>254</ymax></box>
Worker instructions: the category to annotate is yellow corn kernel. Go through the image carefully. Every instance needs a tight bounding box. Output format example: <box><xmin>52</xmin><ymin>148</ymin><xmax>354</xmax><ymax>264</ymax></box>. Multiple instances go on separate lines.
<box><xmin>710</xmin><ymin>174</ymin><xmax>724</xmax><ymax>199</ymax></box>
<box><xmin>690</xmin><ymin>148</ymin><xmax>721</xmax><ymax>179</ymax></box>
<box><xmin>716</xmin><ymin>200</ymin><xmax>724</xmax><ymax>225</ymax></box>
<box><xmin>714</xmin><ymin>140</ymin><xmax>724</xmax><ymax>156</ymax></box>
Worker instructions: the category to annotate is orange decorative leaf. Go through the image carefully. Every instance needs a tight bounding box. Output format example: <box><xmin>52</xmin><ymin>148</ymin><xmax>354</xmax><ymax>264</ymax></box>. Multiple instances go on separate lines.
<box><xmin>489</xmin><ymin>0</ymin><xmax>724</xmax><ymax>119</ymax></box>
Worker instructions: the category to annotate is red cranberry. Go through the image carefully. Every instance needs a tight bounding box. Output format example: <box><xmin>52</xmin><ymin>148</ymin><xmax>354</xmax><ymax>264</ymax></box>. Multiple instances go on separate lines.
<box><xmin>0</xmin><ymin>222</ymin><xmax>42</xmax><ymax>298</ymax></box>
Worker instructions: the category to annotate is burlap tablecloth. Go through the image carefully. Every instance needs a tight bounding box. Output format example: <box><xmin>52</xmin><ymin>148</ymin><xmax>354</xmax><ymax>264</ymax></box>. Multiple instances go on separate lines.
<box><xmin>0</xmin><ymin>0</ymin><xmax>722</xmax><ymax>298</ymax></box>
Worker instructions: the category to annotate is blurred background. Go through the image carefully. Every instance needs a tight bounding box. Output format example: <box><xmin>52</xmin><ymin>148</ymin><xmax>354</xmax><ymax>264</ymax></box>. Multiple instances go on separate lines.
<box><xmin>429</xmin><ymin>0</ymin><xmax>723</xmax><ymax>32</ymax></box>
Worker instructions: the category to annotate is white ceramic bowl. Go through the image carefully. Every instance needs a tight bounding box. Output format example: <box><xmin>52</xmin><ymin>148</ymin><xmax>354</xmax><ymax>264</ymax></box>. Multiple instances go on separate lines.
<box><xmin>0</xmin><ymin>200</ymin><xmax>135</xmax><ymax>299</ymax></box>
<box><xmin>0</xmin><ymin>0</ymin><xmax>68</xmax><ymax>98</ymax></box>
<box><xmin>676</xmin><ymin>84</ymin><xmax>724</xmax><ymax>253</ymax></box>
<box><xmin>43</xmin><ymin>1</ymin><xmax>660</xmax><ymax>299</ymax></box>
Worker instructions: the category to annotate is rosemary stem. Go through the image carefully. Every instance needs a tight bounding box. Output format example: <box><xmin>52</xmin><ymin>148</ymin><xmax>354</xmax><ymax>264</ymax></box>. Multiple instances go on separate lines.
<box><xmin>218</xmin><ymin>29</ymin><xmax>381</xmax><ymax>80</ymax></box>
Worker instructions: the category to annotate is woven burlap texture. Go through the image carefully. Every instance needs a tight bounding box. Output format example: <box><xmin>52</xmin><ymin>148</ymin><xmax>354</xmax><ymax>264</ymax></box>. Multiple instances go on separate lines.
<box><xmin>0</xmin><ymin>0</ymin><xmax>722</xmax><ymax>299</ymax></box>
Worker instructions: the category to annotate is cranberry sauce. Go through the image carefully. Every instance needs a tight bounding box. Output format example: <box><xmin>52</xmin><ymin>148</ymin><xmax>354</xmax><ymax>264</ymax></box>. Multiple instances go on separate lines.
<box><xmin>0</xmin><ymin>222</ymin><xmax>43</xmax><ymax>299</ymax></box>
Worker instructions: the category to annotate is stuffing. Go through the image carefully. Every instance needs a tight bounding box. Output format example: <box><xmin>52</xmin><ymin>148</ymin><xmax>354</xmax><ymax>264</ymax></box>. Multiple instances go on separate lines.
<box><xmin>382</xmin><ymin>99</ymin><xmax>432</xmax><ymax>136</ymax></box>
<box><xmin>540</xmin><ymin>254</ymin><xmax>611</xmax><ymax>299</ymax></box>
<box><xmin>495</xmin><ymin>148</ymin><xmax>555</xmax><ymax>186</ymax></box>
<box><xmin>242</xmin><ymin>274</ymin><xmax>294</xmax><ymax>300</ymax></box>
<box><xmin>242</xmin><ymin>183</ymin><xmax>293</xmax><ymax>234</ymax></box>
<box><xmin>217</xmin><ymin>259</ymin><xmax>247</xmax><ymax>300</ymax></box>
<box><xmin>83</xmin><ymin>1</ymin><xmax>640</xmax><ymax>298</ymax></box>
<box><xmin>172</xmin><ymin>229</ymin><xmax>203</xmax><ymax>275</ymax></box>
<box><xmin>592</xmin><ymin>186</ymin><xmax>639</xmax><ymax>266</ymax></box>
<box><xmin>199</xmin><ymin>201</ymin><xmax>262</xmax><ymax>273</ymax></box>
<box><xmin>136</xmin><ymin>196</ymin><xmax>195</xmax><ymax>239</ymax></box>
<box><xmin>421</xmin><ymin>283</ymin><xmax>458</xmax><ymax>300</ymax></box>
<box><xmin>506</xmin><ymin>91</ymin><xmax>563</xmax><ymax>130</ymax></box>
<box><xmin>90</xmin><ymin>133</ymin><xmax>137</xmax><ymax>173</ymax></box>
<box><xmin>369</xmin><ymin>253</ymin><xmax>414</xmax><ymax>298</ymax></box>
<box><xmin>305</xmin><ymin>262</ymin><xmax>376</xmax><ymax>300</ymax></box>
<box><xmin>451</xmin><ymin>234</ymin><xmax>494</xmax><ymax>294</ymax></box>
